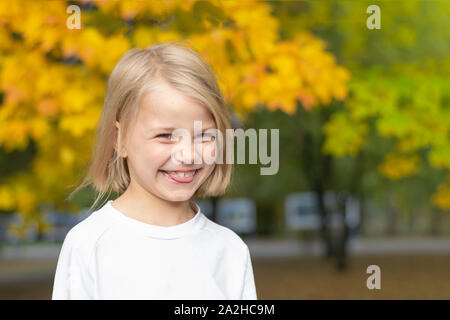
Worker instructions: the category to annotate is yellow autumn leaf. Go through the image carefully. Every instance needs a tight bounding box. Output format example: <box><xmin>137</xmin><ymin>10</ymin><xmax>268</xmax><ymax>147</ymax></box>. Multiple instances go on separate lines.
<box><xmin>432</xmin><ymin>183</ymin><xmax>450</xmax><ymax>210</ymax></box>
<box><xmin>378</xmin><ymin>153</ymin><xmax>420</xmax><ymax>180</ymax></box>
<box><xmin>0</xmin><ymin>186</ymin><xmax>15</xmax><ymax>210</ymax></box>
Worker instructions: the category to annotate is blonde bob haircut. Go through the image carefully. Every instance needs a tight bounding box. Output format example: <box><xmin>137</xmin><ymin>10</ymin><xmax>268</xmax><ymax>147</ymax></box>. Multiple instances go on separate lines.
<box><xmin>68</xmin><ymin>40</ymin><xmax>233</xmax><ymax>211</ymax></box>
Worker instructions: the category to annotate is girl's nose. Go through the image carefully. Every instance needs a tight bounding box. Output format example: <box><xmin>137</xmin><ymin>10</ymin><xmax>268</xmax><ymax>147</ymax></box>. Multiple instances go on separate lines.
<box><xmin>172</xmin><ymin>140</ymin><xmax>202</xmax><ymax>165</ymax></box>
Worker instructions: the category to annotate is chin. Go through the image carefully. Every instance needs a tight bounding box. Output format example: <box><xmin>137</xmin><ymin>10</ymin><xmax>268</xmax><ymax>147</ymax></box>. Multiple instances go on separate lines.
<box><xmin>163</xmin><ymin>191</ymin><xmax>195</xmax><ymax>202</ymax></box>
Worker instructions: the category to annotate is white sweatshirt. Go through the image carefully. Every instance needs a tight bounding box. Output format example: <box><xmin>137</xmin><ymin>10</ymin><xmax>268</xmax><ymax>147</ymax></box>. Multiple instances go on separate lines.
<box><xmin>52</xmin><ymin>200</ymin><xmax>257</xmax><ymax>300</ymax></box>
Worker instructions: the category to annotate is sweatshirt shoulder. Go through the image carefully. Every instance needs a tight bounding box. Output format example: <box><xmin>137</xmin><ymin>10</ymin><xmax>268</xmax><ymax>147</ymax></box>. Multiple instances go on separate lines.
<box><xmin>201</xmin><ymin>214</ymin><xmax>250</xmax><ymax>251</ymax></box>
<box><xmin>62</xmin><ymin>203</ymin><xmax>115</xmax><ymax>250</ymax></box>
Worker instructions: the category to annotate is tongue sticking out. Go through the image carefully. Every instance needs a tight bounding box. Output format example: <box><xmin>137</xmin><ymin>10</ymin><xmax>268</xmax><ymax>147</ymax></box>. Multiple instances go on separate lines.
<box><xmin>162</xmin><ymin>170</ymin><xmax>197</xmax><ymax>183</ymax></box>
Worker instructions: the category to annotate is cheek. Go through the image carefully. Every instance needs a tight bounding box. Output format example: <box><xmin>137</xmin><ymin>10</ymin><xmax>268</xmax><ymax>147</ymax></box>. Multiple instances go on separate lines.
<box><xmin>200</xmin><ymin>163</ymin><xmax>216</xmax><ymax>181</ymax></box>
<box><xmin>200</xmin><ymin>141</ymin><xmax>217</xmax><ymax>161</ymax></box>
<box><xmin>131</xmin><ymin>142</ymin><xmax>171</xmax><ymax>168</ymax></box>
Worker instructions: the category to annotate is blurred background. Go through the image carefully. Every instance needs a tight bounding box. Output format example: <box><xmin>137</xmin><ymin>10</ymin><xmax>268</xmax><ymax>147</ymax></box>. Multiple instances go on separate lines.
<box><xmin>0</xmin><ymin>0</ymin><xmax>449</xmax><ymax>299</ymax></box>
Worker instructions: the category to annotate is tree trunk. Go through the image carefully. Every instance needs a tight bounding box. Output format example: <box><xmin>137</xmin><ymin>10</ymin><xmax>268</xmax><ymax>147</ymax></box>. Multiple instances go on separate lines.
<box><xmin>297</xmin><ymin>104</ymin><xmax>335</xmax><ymax>260</ymax></box>
<box><xmin>333</xmin><ymin>149</ymin><xmax>365</xmax><ymax>270</ymax></box>
<box><xmin>408</xmin><ymin>207</ymin><xmax>417</xmax><ymax>234</ymax></box>
<box><xmin>210</xmin><ymin>196</ymin><xmax>219</xmax><ymax>222</ymax></box>
<box><xmin>358</xmin><ymin>192</ymin><xmax>366</xmax><ymax>237</ymax></box>
<box><xmin>335</xmin><ymin>192</ymin><xmax>349</xmax><ymax>271</ymax></box>
<box><xmin>386</xmin><ymin>191</ymin><xmax>398</xmax><ymax>236</ymax></box>
<box><xmin>429</xmin><ymin>207</ymin><xmax>442</xmax><ymax>236</ymax></box>
<box><xmin>316</xmin><ymin>187</ymin><xmax>334</xmax><ymax>258</ymax></box>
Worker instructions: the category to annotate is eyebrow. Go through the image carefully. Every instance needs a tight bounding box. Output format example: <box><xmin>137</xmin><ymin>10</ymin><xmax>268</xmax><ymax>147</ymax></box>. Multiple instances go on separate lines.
<box><xmin>151</xmin><ymin>124</ymin><xmax>217</xmax><ymax>131</ymax></box>
<box><xmin>153</xmin><ymin>127</ymin><xmax>176</xmax><ymax>131</ymax></box>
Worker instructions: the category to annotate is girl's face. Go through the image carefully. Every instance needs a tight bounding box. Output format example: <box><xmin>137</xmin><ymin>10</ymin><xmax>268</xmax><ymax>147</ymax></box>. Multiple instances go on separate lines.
<box><xmin>118</xmin><ymin>80</ymin><xmax>217</xmax><ymax>202</ymax></box>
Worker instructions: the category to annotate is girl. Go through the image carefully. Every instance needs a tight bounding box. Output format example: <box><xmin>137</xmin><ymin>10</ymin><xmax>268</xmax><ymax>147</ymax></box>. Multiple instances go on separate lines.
<box><xmin>52</xmin><ymin>41</ymin><xmax>257</xmax><ymax>300</ymax></box>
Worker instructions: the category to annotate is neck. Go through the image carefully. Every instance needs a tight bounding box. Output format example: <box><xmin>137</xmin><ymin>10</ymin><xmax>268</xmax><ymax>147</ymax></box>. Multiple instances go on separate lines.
<box><xmin>112</xmin><ymin>180</ymin><xmax>195</xmax><ymax>227</ymax></box>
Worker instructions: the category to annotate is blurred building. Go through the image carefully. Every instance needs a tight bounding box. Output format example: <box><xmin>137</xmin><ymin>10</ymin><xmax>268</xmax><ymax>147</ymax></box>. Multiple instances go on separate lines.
<box><xmin>284</xmin><ymin>191</ymin><xmax>360</xmax><ymax>238</ymax></box>
<box><xmin>197</xmin><ymin>198</ymin><xmax>257</xmax><ymax>235</ymax></box>
<box><xmin>40</xmin><ymin>209</ymin><xmax>90</xmax><ymax>242</ymax></box>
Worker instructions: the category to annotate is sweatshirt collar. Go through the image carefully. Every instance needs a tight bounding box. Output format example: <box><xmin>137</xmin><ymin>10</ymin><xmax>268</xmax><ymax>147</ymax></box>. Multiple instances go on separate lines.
<box><xmin>106</xmin><ymin>200</ymin><xmax>206</xmax><ymax>240</ymax></box>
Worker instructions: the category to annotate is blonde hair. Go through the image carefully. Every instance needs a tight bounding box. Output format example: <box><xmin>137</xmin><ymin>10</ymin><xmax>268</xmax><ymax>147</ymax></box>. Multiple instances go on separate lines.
<box><xmin>67</xmin><ymin>40</ymin><xmax>233</xmax><ymax>211</ymax></box>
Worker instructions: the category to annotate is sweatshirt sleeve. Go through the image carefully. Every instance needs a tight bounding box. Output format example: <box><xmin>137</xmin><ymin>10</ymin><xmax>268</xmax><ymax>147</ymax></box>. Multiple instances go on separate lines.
<box><xmin>240</xmin><ymin>245</ymin><xmax>257</xmax><ymax>300</ymax></box>
<box><xmin>52</xmin><ymin>229</ymin><xmax>95</xmax><ymax>300</ymax></box>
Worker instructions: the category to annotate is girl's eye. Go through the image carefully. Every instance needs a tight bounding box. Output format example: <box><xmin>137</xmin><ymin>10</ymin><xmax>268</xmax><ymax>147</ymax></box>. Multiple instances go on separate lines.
<box><xmin>195</xmin><ymin>133</ymin><xmax>215</xmax><ymax>141</ymax></box>
<box><xmin>156</xmin><ymin>133</ymin><xmax>172</xmax><ymax>139</ymax></box>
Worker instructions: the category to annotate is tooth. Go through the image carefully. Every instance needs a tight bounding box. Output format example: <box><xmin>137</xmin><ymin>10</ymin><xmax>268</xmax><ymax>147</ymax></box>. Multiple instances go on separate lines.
<box><xmin>186</xmin><ymin>171</ymin><xmax>194</xmax><ymax>177</ymax></box>
<box><xmin>163</xmin><ymin>170</ymin><xmax>197</xmax><ymax>179</ymax></box>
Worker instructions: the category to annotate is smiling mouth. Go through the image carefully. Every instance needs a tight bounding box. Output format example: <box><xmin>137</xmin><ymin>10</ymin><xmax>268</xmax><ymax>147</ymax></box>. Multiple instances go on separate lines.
<box><xmin>159</xmin><ymin>169</ymin><xmax>200</xmax><ymax>184</ymax></box>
